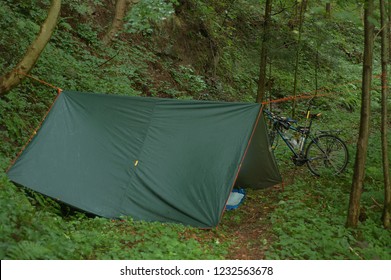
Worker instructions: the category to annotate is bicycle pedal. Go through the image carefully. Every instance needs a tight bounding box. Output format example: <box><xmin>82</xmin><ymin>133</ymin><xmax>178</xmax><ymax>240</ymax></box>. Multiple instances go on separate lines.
<box><xmin>292</xmin><ymin>156</ymin><xmax>307</xmax><ymax>166</ymax></box>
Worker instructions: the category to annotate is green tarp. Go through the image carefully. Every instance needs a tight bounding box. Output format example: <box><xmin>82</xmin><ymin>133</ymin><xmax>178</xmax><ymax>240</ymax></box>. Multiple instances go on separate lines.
<box><xmin>7</xmin><ymin>90</ymin><xmax>281</xmax><ymax>228</ymax></box>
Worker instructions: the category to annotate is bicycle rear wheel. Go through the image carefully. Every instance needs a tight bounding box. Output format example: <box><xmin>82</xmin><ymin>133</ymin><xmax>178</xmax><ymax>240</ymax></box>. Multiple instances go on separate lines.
<box><xmin>305</xmin><ymin>134</ymin><xmax>349</xmax><ymax>176</ymax></box>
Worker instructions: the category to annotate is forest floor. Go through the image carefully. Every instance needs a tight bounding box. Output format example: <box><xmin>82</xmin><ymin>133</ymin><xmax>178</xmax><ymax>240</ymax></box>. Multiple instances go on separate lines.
<box><xmin>219</xmin><ymin>185</ymin><xmax>283</xmax><ymax>259</ymax></box>
<box><xmin>218</xmin><ymin>166</ymin><xmax>304</xmax><ymax>259</ymax></box>
<box><xmin>180</xmin><ymin>184</ymin><xmax>282</xmax><ymax>260</ymax></box>
<box><xmin>222</xmin><ymin>186</ymin><xmax>281</xmax><ymax>260</ymax></box>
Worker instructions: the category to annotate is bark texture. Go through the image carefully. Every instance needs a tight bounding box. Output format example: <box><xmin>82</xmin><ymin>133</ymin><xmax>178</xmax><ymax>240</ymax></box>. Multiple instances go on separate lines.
<box><xmin>103</xmin><ymin>0</ymin><xmax>134</xmax><ymax>45</ymax></box>
<box><xmin>380</xmin><ymin>0</ymin><xmax>391</xmax><ymax>229</ymax></box>
<box><xmin>347</xmin><ymin>0</ymin><xmax>374</xmax><ymax>228</ymax></box>
<box><xmin>0</xmin><ymin>0</ymin><xmax>61</xmax><ymax>97</ymax></box>
<box><xmin>256</xmin><ymin>0</ymin><xmax>272</xmax><ymax>103</ymax></box>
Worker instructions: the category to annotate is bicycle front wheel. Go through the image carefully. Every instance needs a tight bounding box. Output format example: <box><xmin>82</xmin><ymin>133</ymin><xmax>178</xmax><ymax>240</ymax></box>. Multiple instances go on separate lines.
<box><xmin>305</xmin><ymin>134</ymin><xmax>349</xmax><ymax>176</ymax></box>
<box><xmin>268</xmin><ymin>129</ymin><xmax>277</xmax><ymax>150</ymax></box>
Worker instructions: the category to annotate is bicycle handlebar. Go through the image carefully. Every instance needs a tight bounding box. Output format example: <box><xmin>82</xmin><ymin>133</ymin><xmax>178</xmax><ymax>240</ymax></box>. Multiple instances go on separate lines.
<box><xmin>263</xmin><ymin>109</ymin><xmax>298</xmax><ymax>127</ymax></box>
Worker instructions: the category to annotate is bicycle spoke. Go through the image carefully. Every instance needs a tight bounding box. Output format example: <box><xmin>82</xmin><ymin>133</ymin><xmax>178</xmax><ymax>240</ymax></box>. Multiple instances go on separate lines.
<box><xmin>306</xmin><ymin>135</ymin><xmax>349</xmax><ymax>176</ymax></box>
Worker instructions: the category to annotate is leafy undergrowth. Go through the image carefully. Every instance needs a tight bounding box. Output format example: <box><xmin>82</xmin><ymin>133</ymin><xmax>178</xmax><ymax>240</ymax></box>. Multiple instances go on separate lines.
<box><xmin>265</xmin><ymin>172</ymin><xmax>391</xmax><ymax>260</ymax></box>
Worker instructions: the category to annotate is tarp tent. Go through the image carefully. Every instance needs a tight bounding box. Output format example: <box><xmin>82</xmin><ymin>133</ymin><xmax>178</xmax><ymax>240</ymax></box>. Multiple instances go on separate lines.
<box><xmin>7</xmin><ymin>90</ymin><xmax>281</xmax><ymax>228</ymax></box>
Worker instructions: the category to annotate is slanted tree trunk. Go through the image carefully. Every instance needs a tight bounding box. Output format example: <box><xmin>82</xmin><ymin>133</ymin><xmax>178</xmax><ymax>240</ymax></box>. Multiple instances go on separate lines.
<box><xmin>380</xmin><ymin>0</ymin><xmax>391</xmax><ymax>229</ymax></box>
<box><xmin>347</xmin><ymin>0</ymin><xmax>374</xmax><ymax>228</ymax></box>
<box><xmin>256</xmin><ymin>0</ymin><xmax>272</xmax><ymax>103</ymax></box>
<box><xmin>0</xmin><ymin>0</ymin><xmax>61</xmax><ymax>97</ymax></box>
<box><xmin>103</xmin><ymin>0</ymin><xmax>134</xmax><ymax>45</ymax></box>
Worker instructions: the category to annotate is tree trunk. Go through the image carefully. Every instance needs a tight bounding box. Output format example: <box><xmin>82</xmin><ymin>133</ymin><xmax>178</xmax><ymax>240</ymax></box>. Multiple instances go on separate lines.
<box><xmin>296</xmin><ymin>0</ymin><xmax>308</xmax><ymax>26</ymax></box>
<box><xmin>326</xmin><ymin>3</ymin><xmax>331</xmax><ymax>18</ymax></box>
<box><xmin>256</xmin><ymin>0</ymin><xmax>272</xmax><ymax>103</ymax></box>
<box><xmin>103</xmin><ymin>0</ymin><xmax>134</xmax><ymax>45</ymax></box>
<box><xmin>380</xmin><ymin>0</ymin><xmax>391</xmax><ymax>229</ymax></box>
<box><xmin>347</xmin><ymin>0</ymin><xmax>374</xmax><ymax>228</ymax></box>
<box><xmin>291</xmin><ymin>0</ymin><xmax>306</xmax><ymax>118</ymax></box>
<box><xmin>388</xmin><ymin>0</ymin><xmax>391</xmax><ymax>61</ymax></box>
<box><xmin>0</xmin><ymin>0</ymin><xmax>61</xmax><ymax>97</ymax></box>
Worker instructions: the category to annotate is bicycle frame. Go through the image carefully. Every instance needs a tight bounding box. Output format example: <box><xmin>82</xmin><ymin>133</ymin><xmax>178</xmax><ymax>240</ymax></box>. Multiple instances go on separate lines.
<box><xmin>265</xmin><ymin>108</ymin><xmax>319</xmax><ymax>165</ymax></box>
<box><xmin>273</xmin><ymin>123</ymin><xmax>307</xmax><ymax>157</ymax></box>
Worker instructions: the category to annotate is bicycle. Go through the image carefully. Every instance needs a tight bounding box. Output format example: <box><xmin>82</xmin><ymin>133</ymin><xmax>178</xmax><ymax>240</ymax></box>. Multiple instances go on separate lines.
<box><xmin>263</xmin><ymin>107</ymin><xmax>349</xmax><ymax>176</ymax></box>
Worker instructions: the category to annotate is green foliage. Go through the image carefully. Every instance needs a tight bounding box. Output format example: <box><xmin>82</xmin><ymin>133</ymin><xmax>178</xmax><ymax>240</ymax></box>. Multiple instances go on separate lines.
<box><xmin>266</xmin><ymin>180</ymin><xmax>355</xmax><ymax>259</ymax></box>
<box><xmin>171</xmin><ymin>65</ymin><xmax>207</xmax><ymax>96</ymax></box>
<box><xmin>266</xmin><ymin>176</ymin><xmax>391</xmax><ymax>259</ymax></box>
<box><xmin>125</xmin><ymin>0</ymin><xmax>178</xmax><ymax>34</ymax></box>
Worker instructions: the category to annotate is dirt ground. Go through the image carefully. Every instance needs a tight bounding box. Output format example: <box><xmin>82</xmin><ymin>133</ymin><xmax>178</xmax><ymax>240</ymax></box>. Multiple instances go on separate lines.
<box><xmin>220</xmin><ymin>185</ymin><xmax>283</xmax><ymax>259</ymax></box>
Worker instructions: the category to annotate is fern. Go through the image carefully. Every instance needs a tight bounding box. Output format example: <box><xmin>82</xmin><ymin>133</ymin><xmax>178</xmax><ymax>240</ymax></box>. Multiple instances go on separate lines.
<box><xmin>6</xmin><ymin>241</ymin><xmax>52</xmax><ymax>260</ymax></box>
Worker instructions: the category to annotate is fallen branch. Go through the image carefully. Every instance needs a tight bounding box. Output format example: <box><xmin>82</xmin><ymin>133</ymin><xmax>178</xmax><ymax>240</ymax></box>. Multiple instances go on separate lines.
<box><xmin>371</xmin><ymin>197</ymin><xmax>383</xmax><ymax>210</ymax></box>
